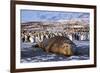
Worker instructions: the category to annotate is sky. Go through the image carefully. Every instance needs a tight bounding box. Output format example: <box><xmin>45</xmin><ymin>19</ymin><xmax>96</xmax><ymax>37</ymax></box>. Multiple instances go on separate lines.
<box><xmin>21</xmin><ymin>10</ymin><xmax>90</xmax><ymax>23</ymax></box>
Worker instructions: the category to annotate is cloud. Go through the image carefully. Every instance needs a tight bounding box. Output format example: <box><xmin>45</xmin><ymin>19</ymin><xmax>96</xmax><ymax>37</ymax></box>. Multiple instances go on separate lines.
<box><xmin>21</xmin><ymin>10</ymin><xmax>90</xmax><ymax>23</ymax></box>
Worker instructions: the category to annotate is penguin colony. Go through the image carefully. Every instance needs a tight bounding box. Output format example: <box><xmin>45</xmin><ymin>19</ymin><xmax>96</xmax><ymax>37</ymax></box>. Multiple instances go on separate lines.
<box><xmin>21</xmin><ymin>31</ymin><xmax>89</xmax><ymax>43</ymax></box>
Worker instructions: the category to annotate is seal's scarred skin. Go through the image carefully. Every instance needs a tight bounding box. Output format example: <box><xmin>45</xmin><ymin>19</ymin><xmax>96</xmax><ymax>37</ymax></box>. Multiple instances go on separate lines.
<box><xmin>38</xmin><ymin>36</ymin><xmax>76</xmax><ymax>56</ymax></box>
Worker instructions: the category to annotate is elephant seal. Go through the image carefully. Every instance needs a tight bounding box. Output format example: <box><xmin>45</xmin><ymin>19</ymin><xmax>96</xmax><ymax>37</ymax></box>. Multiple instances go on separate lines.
<box><xmin>37</xmin><ymin>36</ymin><xmax>76</xmax><ymax>56</ymax></box>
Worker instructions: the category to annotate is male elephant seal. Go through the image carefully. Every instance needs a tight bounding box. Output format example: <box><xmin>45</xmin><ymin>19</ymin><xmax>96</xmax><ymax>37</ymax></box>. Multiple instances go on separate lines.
<box><xmin>37</xmin><ymin>36</ymin><xmax>76</xmax><ymax>56</ymax></box>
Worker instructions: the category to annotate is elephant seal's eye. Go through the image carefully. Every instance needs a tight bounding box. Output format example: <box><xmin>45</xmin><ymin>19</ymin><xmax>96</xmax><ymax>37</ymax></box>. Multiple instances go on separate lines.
<box><xmin>66</xmin><ymin>45</ymin><xmax>68</xmax><ymax>47</ymax></box>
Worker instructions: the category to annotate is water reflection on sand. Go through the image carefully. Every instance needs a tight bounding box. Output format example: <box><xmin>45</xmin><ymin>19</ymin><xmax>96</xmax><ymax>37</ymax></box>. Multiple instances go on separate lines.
<box><xmin>21</xmin><ymin>40</ymin><xmax>89</xmax><ymax>63</ymax></box>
